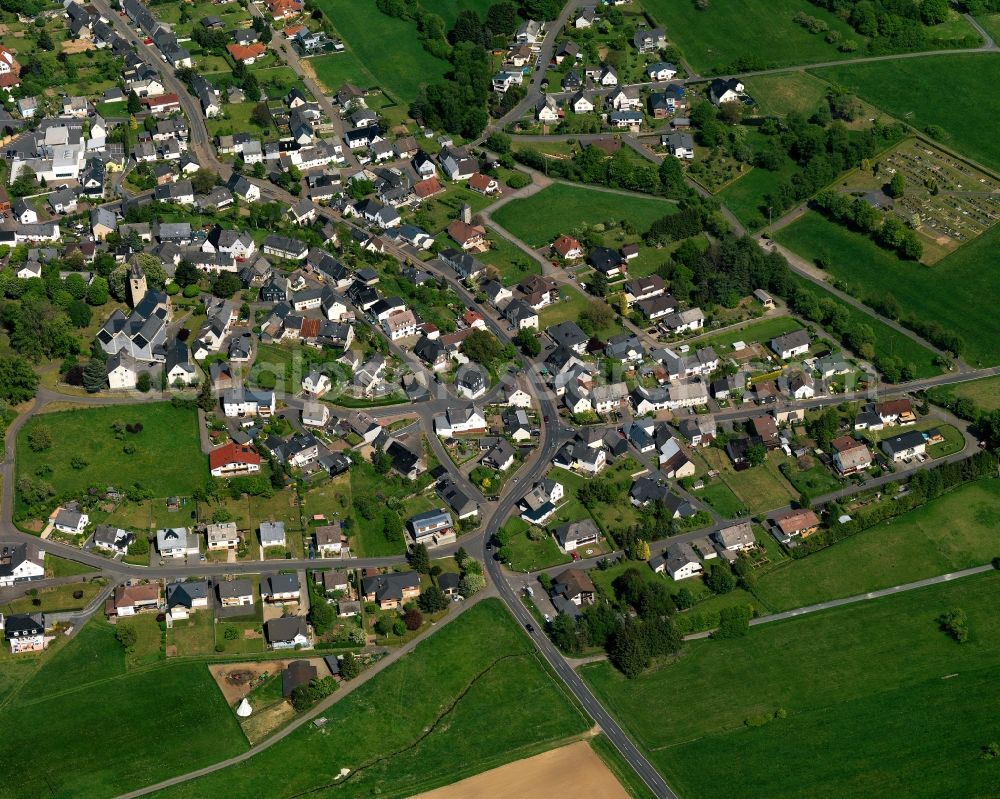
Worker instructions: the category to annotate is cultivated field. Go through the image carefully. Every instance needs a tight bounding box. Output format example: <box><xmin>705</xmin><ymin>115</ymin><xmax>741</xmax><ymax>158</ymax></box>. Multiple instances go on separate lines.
<box><xmin>149</xmin><ymin>599</ymin><xmax>590</xmax><ymax>799</ymax></box>
<box><xmin>0</xmin><ymin>620</ymin><xmax>247</xmax><ymax>799</ymax></box>
<box><xmin>582</xmin><ymin>570</ymin><xmax>1000</xmax><ymax>799</ymax></box>
<box><xmin>311</xmin><ymin>0</ymin><xmax>449</xmax><ymax>102</ymax></box>
<box><xmin>776</xmin><ymin>212</ymin><xmax>1000</xmax><ymax>366</ymax></box>
<box><xmin>755</xmin><ymin>479</ymin><xmax>1000</xmax><ymax>610</ymax></box>
<box><xmin>16</xmin><ymin>402</ymin><xmax>207</xmax><ymax>501</ymax></box>
<box><xmin>492</xmin><ymin>183</ymin><xmax>675</xmax><ymax>248</ymax></box>
<box><xmin>412</xmin><ymin>740</ymin><xmax>629</xmax><ymax>799</ymax></box>
<box><xmin>813</xmin><ymin>54</ymin><xmax>1000</xmax><ymax>172</ymax></box>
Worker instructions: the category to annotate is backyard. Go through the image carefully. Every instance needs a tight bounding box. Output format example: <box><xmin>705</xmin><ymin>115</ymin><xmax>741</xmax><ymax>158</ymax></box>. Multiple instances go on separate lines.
<box><xmin>697</xmin><ymin>448</ymin><xmax>797</xmax><ymax>516</ymax></box>
<box><xmin>582</xmin><ymin>569</ymin><xmax>1000</xmax><ymax>799</ymax></box>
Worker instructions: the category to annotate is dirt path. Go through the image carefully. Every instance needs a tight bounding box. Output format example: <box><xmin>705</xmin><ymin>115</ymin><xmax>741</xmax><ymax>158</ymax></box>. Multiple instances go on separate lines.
<box><xmin>410</xmin><ymin>740</ymin><xmax>629</xmax><ymax>799</ymax></box>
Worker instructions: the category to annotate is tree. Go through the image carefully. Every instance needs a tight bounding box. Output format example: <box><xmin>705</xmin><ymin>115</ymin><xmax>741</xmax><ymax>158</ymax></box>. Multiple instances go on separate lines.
<box><xmin>212</xmin><ymin>272</ymin><xmax>241</xmax><ymax>298</ymax></box>
<box><xmin>173</xmin><ymin>259</ymin><xmax>200</xmax><ymax>288</ymax></box>
<box><xmin>374</xmin><ymin>615</ymin><xmax>394</xmax><ymax>636</ymax></box>
<box><xmin>938</xmin><ymin>607</ymin><xmax>969</xmax><ymax>643</ymax></box>
<box><xmin>403</xmin><ymin>608</ymin><xmax>423</xmax><ymax>630</ymax></box>
<box><xmin>635</xmin><ymin>539</ymin><xmax>650</xmax><ymax>561</ymax></box>
<box><xmin>27</xmin><ymin>426</ymin><xmax>52</xmax><ymax>452</ymax></box>
<box><xmin>409</xmin><ymin>543</ymin><xmax>431</xmax><ymax>573</ymax></box>
<box><xmin>67</xmin><ymin>300</ymin><xmax>92</xmax><ymax>328</ymax></box>
<box><xmin>191</xmin><ymin>168</ymin><xmax>218</xmax><ymax>195</ymax></box>
<box><xmin>309</xmin><ymin>594</ymin><xmax>335</xmax><ymax>633</ymax></box>
<box><xmin>372</xmin><ymin>446</ymin><xmax>392</xmax><ymax>475</ymax></box>
<box><xmin>83</xmin><ymin>356</ymin><xmax>107</xmax><ymax>393</ymax></box>
<box><xmin>550</xmin><ymin>613</ymin><xmax>581</xmax><ymax>653</ymax></box>
<box><xmin>515</xmin><ymin>328</ymin><xmax>540</xmax><ymax>356</ymax></box>
<box><xmin>462</xmin><ymin>328</ymin><xmax>505</xmax><ymax>367</ymax></box>
<box><xmin>223</xmin><ymin>625</ymin><xmax>240</xmax><ymax>640</ymax></box>
<box><xmin>579</xmin><ymin>299</ymin><xmax>613</xmax><ymax>332</ymax></box>
<box><xmin>127</xmin><ymin>90</ymin><xmax>141</xmax><ymax>115</ymax></box>
<box><xmin>610</xmin><ymin>621</ymin><xmax>650</xmax><ymax>678</ymax></box>
<box><xmin>136</xmin><ymin>371</ymin><xmax>151</xmax><ymax>392</ymax></box>
<box><xmin>339</xmin><ymin>652</ymin><xmax>361</xmax><ymax>680</ymax></box>
<box><xmin>713</xmin><ymin>605</ymin><xmax>752</xmax><ymax>639</ymax></box>
<box><xmin>0</xmin><ymin>356</ymin><xmax>39</xmax><ymax>404</ymax></box>
<box><xmin>586</xmin><ymin>271</ymin><xmax>608</xmax><ymax>298</ymax></box>
<box><xmin>450</xmin><ymin>8</ymin><xmax>485</xmax><ymax>45</ymax></box>
<box><xmin>392</xmin><ymin>618</ymin><xmax>406</xmax><ymax>636</ymax></box>
<box><xmin>746</xmin><ymin>442</ymin><xmax>766</xmax><ymax>467</ymax></box>
<box><xmin>887</xmin><ymin>171</ymin><xmax>906</xmax><ymax>198</ymax></box>
<box><xmin>705</xmin><ymin>562</ymin><xmax>736</xmax><ymax>594</ymax></box>
<box><xmin>485</xmin><ymin>1</ymin><xmax>518</xmax><ymax>36</ymax></box>
<box><xmin>250</xmin><ymin>102</ymin><xmax>272</xmax><ymax>129</ymax></box>
<box><xmin>115</xmin><ymin>623</ymin><xmax>138</xmax><ymax>650</ymax></box>
<box><xmin>459</xmin><ymin>572</ymin><xmax>486</xmax><ymax>596</ymax></box>
<box><xmin>418</xmin><ymin>585</ymin><xmax>449</xmax><ymax>612</ymax></box>
<box><xmin>920</xmin><ymin>0</ymin><xmax>949</xmax><ymax>25</ymax></box>
<box><xmin>86</xmin><ymin>276</ymin><xmax>110</xmax><ymax>306</ymax></box>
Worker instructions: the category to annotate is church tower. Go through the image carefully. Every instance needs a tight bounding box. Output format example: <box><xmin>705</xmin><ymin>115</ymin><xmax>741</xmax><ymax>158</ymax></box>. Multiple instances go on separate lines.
<box><xmin>128</xmin><ymin>261</ymin><xmax>147</xmax><ymax>308</ymax></box>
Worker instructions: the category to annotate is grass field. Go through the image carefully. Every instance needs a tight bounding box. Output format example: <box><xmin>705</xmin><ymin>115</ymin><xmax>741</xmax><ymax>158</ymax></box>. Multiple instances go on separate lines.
<box><xmin>148</xmin><ymin>599</ymin><xmax>590</xmax><ymax>799</ymax></box>
<box><xmin>0</xmin><ymin>620</ymin><xmax>247</xmax><ymax>799</ymax></box>
<box><xmin>539</xmin><ymin>284</ymin><xmax>625</xmax><ymax>339</ymax></box>
<box><xmin>0</xmin><ymin>581</ymin><xmax>103</xmax><ymax>616</ymax></box>
<box><xmin>44</xmin><ymin>554</ymin><xmax>96</xmax><ymax>577</ymax></box>
<box><xmin>492</xmin><ymin>183</ymin><xmax>675</xmax><ymax>248</ymax></box>
<box><xmin>311</xmin><ymin>0</ymin><xmax>449</xmax><ymax>102</ymax></box>
<box><xmin>16</xmin><ymin>403</ymin><xmax>207</xmax><ymax>503</ymax></box>
<box><xmin>812</xmin><ymin>54</ymin><xmax>1000</xmax><ymax>172</ymax></box>
<box><xmin>775</xmin><ymin>212</ymin><xmax>1000</xmax><ymax>366</ymax></box>
<box><xmin>978</xmin><ymin>14</ymin><xmax>1000</xmax><ymax>43</ymax></box>
<box><xmin>930</xmin><ymin>374</ymin><xmax>1000</xmax><ymax>413</ymax></box>
<box><xmin>716</xmin><ymin>164</ymin><xmax>798</xmax><ymax>229</ymax></box>
<box><xmin>583</xmin><ymin>569</ymin><xmax>1000</xmax><ymax>799</ymax></box>
<box><xmin>643</xmin><ymin>0</ymin><xmax>858</xmax><ymax>74</ymax></box>
<box><xmin>503</xmin><ymin>517</ymin><xmax>571</xmax><ymax>573</ymax></box>
<box><xmin>741</xmin><ymin>72</ymin><xmax>832</xmax><ymax>117</ymax></box>
<box><xmin>755</xmin><ymin>479</ymin><xmax>1000</xmax><ymax>611</ymax></box>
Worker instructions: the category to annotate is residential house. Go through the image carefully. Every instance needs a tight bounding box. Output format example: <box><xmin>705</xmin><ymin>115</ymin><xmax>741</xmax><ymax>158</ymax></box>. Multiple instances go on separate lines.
<box><xmin>831</xmin><ymin>436</ymin><xmax>872</xmax><ymax>474</ymax></box>
<box><xmin>771</xmin><ymin>329</ymin><xmax>810</xmax><ymax>360</ymax></box>
<box><xmin>771</xmin><ymin>508</ymin><xmax>820</xmax><ymax>543</ymax></box>
<box><xmin>262</xmin><ymin>572</ymin><xmax>300</xmax><ymax>602</ymax></box>
<box><xmin>259</xmin><ymin>521</ymin><xmax>287</xmax><ymax>549</ymax></box>
<box><xmin>881</xmin><ymin>430</ymin><xmax>927</xmax><ymax>462</ymax></box>
<box><xmin>652</xmin><ymin>542</ymin><xmax>702</xmax><ymax>580</ymax></box>
<box><xmin>0</xmin><ymin>543</ymin><xmax>45</xmax><ymax>587</ymax></box>
<box><xmin>209</xmin><ymin>441</ymin><xmax>262</xmax><ymax>477</ymax></box>
<box><xmin>552</xmin><ymin>519</ymin><xmax>599</xmax><ymax>553</ymax></box>
<box><xmin>53</xmin><ymin>507</ymin><xmax>89</xmax><ymax>535</ymax></box>
<box><xmin>206</xmin><ymin>522</ymin><xmax>240</xmax><ymax>551</ymax></box>
<box><xmin>264</xmin><ymin>616</ymin><xmax>309</xmax><ymax>649</ymax></box>
<box><xmin>217</xmin><ymin>578</ymin><xmax>254</xmax><ymax>607</ymax></box>
<box><xmin>709</xmin><ymin>78</ymin><xmax>744</xmax><ymax>105</ymax></box>
<box><xmin>362</xmin><ymin>571</ymin><xmax>421</xmax><ymax>609</ymax></box>
<box><xmin>156</xmin><ymin>527</ymin><xmax>198</xmax><ymax>559</ymax></box>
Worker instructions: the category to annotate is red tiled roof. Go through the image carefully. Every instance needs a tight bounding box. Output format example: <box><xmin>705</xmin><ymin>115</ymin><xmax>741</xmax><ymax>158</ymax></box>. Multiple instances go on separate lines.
<box><xmin>414</xmin><ymin>177</ymin><xmax>442</xmax><ymax>198</ymax></box>
<box><xmin>227</xmin><ymin>42</ymin><xmax>267</xmax><ymax>62</ymax></box>
<box><xmin>209</xmin><ymin>442</ymin><xmax>261</xmax><ymax>472</ymax></box>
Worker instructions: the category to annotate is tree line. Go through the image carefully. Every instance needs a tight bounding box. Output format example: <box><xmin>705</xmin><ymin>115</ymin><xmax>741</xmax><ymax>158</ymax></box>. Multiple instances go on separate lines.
<box><xmin>812</xmin><ymin>187</ymin><xmax>922</xmax><ymax>260</ymax></box>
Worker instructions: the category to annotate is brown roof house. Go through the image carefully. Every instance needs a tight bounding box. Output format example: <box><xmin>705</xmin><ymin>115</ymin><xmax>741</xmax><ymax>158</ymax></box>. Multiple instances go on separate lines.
<box><xmin>107</xmin><ymin>582</ymin><xmax>160</xmax><ymax>618</ymax></box>
<box><xmin>446</xmin><ymin>219</ymin><xmax>488</xmax><ymax>251</ymax></box>
<box><xmin>551</xmin><ymin>568</ymin><xmax>595</xmax><ymax>612</ymax></box>
<box><xmin>831</xmin><ymin>436</ymin><xmax>873</xmax><ymax>475</ymax></box>
<box><xmin>771</xmin><ymin>508</ymin><xmax>820</xmax><ymax>544</ymax></box>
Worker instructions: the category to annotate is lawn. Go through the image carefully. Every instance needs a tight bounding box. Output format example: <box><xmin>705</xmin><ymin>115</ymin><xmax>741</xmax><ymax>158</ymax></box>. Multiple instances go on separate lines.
<box><xmin>167</xmin><ymin>609</ymin><xmax>217</xmax><ymax>657</ymax></box>
<box><xmin>717</xmin><ymin>164</ymin><xmax>799</xmax><ymax>230</ymax></box>
<box><xmin>492</xmin><ymin>183</ymin><xmax>675</xmax><ymax>248</ymax></box>
<box><xmin>1</xmin><ymin>581</ymin><xmax>103</xmax><ymax>616</ymax></box>
<box><xmin>348</xmin><ymin>461</ymin><xmax>415</xmax><ymax>557</ymax></box>
<box><xmin>44</xmin><ymin>554</ymin><xmax>96</xmax><ymax>577</ymax></box>
<box><xmin>0</xmin><ymin>619</ymin><xmax>247</xmax><ymax>799</ymax></box>
<box><xmin>695</xmin><ymin>479</ymin><xmax>746</xmax><ymax>518</ymax></box>
<box><xmin>775</xmin><ymin>211</ymin><xmax>1000</xmax><ymax>366</ymax></box>
<box><xmin>311</xmin><ymin>0</ymin><xmax>450</xmax><ymax>103</ymax></box>
<box><xmin>698</xmin><ymin>448</ymin><xmax>797</xmax><ymax>516</ymax></box>
<box><xmin>582</xmin><ymin>569</ymin><xmax>1000</xmax><ymax>799</ymax></box>
<box><xmin>503</xmin><ymin>517</ymin><xmax>571</xmax><ymax>573</ymax></box>
<box><xmin>741</xmin><ymin>72</ymin><xmax>832</xmax><ymax>117</ymax></box>
<box><xmin>775</xmin><ymin>452</ymin><xmax>842</xmax><ymax>500</ymax></box>
<box><xmin>144</xmin><ymin>599</ymin><xmax>591</xmax><ymax>799</ymax></box>
<box><xmin>695</xmin><ymin>315</ymin><xmax>802</xmax><ymax>352</ymax></box>
<box><xmin>16</xmin><ymin>403</ymin><xmax>207</xmax><ymax>504</ymax></box>
<box><xmin>812</xmin><ymin>54</ymin><xmax>1000</xmax><ymax>172</ymax></box>
<box><xmin>642</xmin><ymin>0</ymin><xmax>859</xmax><ymax>74</ymax></box>
<box><xmin>756</xmin><ymin>479</ymin><xmax>1000</xmax><ymax>611</ymax></box>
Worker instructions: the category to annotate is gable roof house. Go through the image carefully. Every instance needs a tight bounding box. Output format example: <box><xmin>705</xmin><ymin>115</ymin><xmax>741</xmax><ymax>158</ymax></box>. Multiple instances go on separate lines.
<box><xmin>633</xmin><ymin>26</ymin><xmax>666</xmax><ymax>53</ymax></box>
<box><xmin>262</xmin><ymin>572</ymin><xmax>300</xmax><ymax>602</ymax></box>
<box><xmin>0</xmin><ymin>543</ymin><xmax>45</xmax><ymax>588</ymax></box>
<box><xmin>771</xmin><ymin>508</ymin><xmax>820</xmax><ymax>544</ymax></box>
<box><xmin>362</xmin><ymin>571</ymin><xmax>421</xmax><ymax>609</ymax></box>
<box><xmin>264</xmin><ymin>616</ymin><xmax>310</xmax><ymax>649</ymax></box>
<box><xmin>552</xmin><ymin>519</ymin><xmax>599</xmax><ymax>553</ymax></box>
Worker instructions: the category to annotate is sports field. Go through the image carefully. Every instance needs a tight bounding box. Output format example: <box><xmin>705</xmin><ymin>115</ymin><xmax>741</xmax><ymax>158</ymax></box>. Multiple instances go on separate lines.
<box><xmin>16</xmin><ymin>402</ymin><xmax>207</xmax><ymax>501</ymax></box>
<box><xmin>755</xmin><ymin>479</ymin><xmax>1000</xmax><ymax>610</ymax></box>
<box><xmin>492</xmin><ymin>183</ymin><xmax>676</xmax><ymax>248</ymax></box>
<box><xmin>642</xmin><ymin>0</ymin><xmax>857</xmax><ymax>74</ymax></box>
<box><xmin>582</xmin><ymin>570</ymin><xmax>1000</xmax><ymax>799</ymax></box>
<box><xmin>0</xmin><ymin>620</ymin><xmax>247</xmax><ymax>799</ymax></box>
<box><xmin>776</xmin><ymin>211</ymin><xmax>1000</xmax><ymax>366</ymax></box>
<box><xmin>813</xmin><ymin>54</ymin><xmax>1000</xmax><ymax>172</ymax></box>
<box><xmin>311</xmin><ymin>0</ymin><xmax>449</xmax><ymax>102</ymax></box>
<box><xmin>150</xmin><ymin>599</ymin><xmax>590</xmax><ymax>799</ymax></box>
